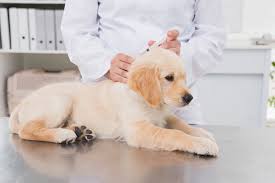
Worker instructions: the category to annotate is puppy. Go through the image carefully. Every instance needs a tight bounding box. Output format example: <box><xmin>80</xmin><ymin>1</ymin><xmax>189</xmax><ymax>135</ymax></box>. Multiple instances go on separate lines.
<box><xmin>9</xmin><ymin>47</ymin><xmax>218</xmax><ymax>156</ymax></box>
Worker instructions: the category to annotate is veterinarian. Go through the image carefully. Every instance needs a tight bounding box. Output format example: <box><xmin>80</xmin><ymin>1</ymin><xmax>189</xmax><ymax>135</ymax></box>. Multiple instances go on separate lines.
<box><xmin>61</xmin><ymin>0</ymin><xmax>226</xmax><ymax>124</ymax></box>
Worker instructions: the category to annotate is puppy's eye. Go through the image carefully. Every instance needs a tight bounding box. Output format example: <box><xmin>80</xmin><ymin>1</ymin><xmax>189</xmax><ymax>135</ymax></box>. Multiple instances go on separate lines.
<box><xmin>165</xmin><ymin>74</ymin><xmax>174</xmax><ymax>82</ymax></box>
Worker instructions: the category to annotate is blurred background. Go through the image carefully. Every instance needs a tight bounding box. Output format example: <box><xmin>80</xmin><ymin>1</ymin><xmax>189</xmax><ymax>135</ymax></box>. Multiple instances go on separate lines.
<box><xmin>0</xmin><ymin>0</ymin><xmax>274</xmax><ymax>127</ymax></box>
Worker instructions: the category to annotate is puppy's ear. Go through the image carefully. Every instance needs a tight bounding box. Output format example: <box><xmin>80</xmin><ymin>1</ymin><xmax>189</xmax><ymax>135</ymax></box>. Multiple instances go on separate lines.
<box><xmin>128</xmin><ymin>65</ymin><xmax>162</xmax><ymax>108</ymax></box>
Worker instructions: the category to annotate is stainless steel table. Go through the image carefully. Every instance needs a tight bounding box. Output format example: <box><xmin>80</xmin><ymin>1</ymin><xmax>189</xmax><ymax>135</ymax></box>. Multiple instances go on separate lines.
<box><xmin>0</xmin><ymin>118</ymin><xmax>275</xmax><ymax>183</ymax></box>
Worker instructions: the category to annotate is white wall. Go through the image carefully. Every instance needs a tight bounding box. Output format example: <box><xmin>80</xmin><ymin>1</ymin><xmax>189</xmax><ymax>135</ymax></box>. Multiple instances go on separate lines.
<box><xmin>223</xmin><ymin>0</ymin><xmax>275</xmax><ymax>34</ymax></box>
<box><xmin>242</xmin><ymin>0</ymin><xmax>275</xmax><ymax>34</ymax></box>
<box><xmin>223</xmin><ymin>0</ymin><xmax>275</xmax><ymax>59</ymax></box>
<box><xmin>222</xmin><ymin>0</ymin><xmax>243</xmax><ymax>33</ymax></box>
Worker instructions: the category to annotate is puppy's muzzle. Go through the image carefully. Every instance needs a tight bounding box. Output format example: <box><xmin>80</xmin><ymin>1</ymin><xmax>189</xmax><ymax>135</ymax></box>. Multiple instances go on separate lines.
<box><xmin>182</xmin><ymin>93</ymin><xmax>193</xmax><ymax>104</ymax></box>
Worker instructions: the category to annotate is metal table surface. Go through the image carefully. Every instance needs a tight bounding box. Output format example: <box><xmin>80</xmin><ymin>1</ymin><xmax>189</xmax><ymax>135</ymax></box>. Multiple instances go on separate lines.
<box><xmin>0</xmin><ymin>118</ymin><xmax>275</xmax><ymax>183</ymax></box>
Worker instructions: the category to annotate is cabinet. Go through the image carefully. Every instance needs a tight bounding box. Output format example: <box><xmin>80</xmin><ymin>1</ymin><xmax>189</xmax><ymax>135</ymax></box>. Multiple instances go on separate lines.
<box><xmin>198</xmin><ymin>47</ymin><xmax>272</xmax><ymax>127</ymax></box>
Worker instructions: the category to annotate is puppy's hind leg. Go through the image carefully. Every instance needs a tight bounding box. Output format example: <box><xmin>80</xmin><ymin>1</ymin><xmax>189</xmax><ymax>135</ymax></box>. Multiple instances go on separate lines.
<box><xmin>17</xmin><ymin>95</ymin><xmax>77</xmax><ymax>144</ymax></box>
<box><xmin>19</xmin><ymin>120</ymin><xmax>77</xmax><ymax>144</ymax></box>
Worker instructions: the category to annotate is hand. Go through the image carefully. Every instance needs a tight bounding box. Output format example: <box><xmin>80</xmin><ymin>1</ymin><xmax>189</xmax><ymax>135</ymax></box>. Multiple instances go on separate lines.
<box><xmin>106</xmin><ymin>53</ymin><xmax>134</xmax><ymax>83</ymax></box>
<box><xmin>148</xmin><ymin>30</ymin><xmax>181</xmax><ymax>55</ymax></box>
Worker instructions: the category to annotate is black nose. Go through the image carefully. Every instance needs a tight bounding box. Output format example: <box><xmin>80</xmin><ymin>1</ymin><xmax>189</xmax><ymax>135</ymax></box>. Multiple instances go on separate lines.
<box><xmin>182</xmin><ymin>93</ymin><xmax>193</xmax><ymax>104</ymax></box>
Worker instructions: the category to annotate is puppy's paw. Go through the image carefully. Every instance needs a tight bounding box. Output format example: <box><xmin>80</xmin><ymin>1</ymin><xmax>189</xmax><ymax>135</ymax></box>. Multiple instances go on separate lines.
<box><xmin>193</xmin><ymin>128</ymin><xmax>216</xmax><ymax>142</ymax></box>
<box><xmin>190</xmin><ymin>137</ymin><xmax>219</xmax><ymax>156</ymax></box>
<box><xmin>80</xmin><ymin>126</ymin><xmax>96</xmax><ymax>142</ymax></box>
<box><xmin>56</xmin><ymin>129</ymin><xmax>77</xmax><ymax>144</ymax></box>
<box><xmin>73</xmin><ymin>126</ymin><xmax>96</xmax><ymax>143</ymax></box>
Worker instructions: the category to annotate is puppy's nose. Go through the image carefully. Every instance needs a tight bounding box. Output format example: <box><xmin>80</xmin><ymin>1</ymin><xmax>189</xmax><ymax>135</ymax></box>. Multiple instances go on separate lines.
<box><xmin>182</xmin><ymin>93</ymin><xmax>193</xmax><ymax>104</ymax></box>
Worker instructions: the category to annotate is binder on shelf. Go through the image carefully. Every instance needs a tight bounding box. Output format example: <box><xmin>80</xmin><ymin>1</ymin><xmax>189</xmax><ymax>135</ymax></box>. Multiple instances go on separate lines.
<box><xmin>28</xmin><ymin>8</ymin><xmax>37</xmax><ymax>50</ymax></box>
<box><xmin>0</xmin><ymin>32</ymin><xmax>2</xmax><ymax>49</ymax></box>
<box><xmin>0</xmin><ymin>8</ymin><xmax>10</xmax><ymax>49</ymax></box>
<box><xmin>28</xmin><ymin>8</ymin><xmax>46</xmax><ymax>50</ymax></box>
<box><xmin>18</xmin><ymin>8</ymin><xmax>30</xmax><ymax>50</ymax></box>
<box><xmin>54</xmin><ymin>9</ymin><xmax>65</xmax><ymax>50</ymax></box>
<box><xmin>45</xmin><ymin>9</ymin><xmax>56</xmax><ymax>50</ymax></box>
<box><xmin>9</xmin><ymin>7</ymin><xmax>20</xmax><ymax>50</ymax></box>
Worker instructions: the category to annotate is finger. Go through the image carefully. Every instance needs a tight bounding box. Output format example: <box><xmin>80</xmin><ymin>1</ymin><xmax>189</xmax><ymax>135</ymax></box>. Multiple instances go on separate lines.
<box><xmin>117</xmin><ymin>54</ymin><xmax>134</xmax><ymax>64</ymax></box>
<box><xmin>148</xmin><ymin>40</ymin><xmax>156</xmax><ymax>46</ymax></box>
<box><xmin>167</xmin><ymin>30</ymin><xmax>179</xmax><ymax>41</ymax></box>
<box><xmin>117</xmin><ymin>60</ymin><xmax>131</xmax><ymax>71</ymax></box>
<box><xmin>113</xmin><ymin>74</ymin><xmax>128</xmax><ymax>83</ymax></box>
<box><xmin>161</xmin><ymin>41</ymin><xmax>180</xmax><ymax>49</ymax></box>
<box><xmin>123</xmin><ymin>56</ymin><xmax>134</xmax><ymax>64</ymax></box>
<box><xmin>167</xmin><ymin>30</ymin><xmax>179</xmax><ymax>38</ymax></box>
<box><xmin>166</xmin><ymin>40</ymin><xmax>180</xmax><ymax>48</ymax></box>
<box><xmin>113</xmin><ymin>67</ymin><xmax>128</xmax><ymax>78</ymax></box>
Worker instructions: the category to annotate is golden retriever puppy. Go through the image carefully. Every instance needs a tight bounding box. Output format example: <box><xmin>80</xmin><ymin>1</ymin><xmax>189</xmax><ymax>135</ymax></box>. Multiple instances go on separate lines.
<box><xmin>9</xmin><ymin>47</ymin><xmax>218</xmax><ymax>156</ymax></box>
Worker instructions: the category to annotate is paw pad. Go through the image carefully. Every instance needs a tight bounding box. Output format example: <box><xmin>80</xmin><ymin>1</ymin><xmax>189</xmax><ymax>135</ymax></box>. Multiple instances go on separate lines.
<box><xmin>73</xmin><ymin>125</ymin><xmax>96</xmax><ymax>143</ymax></box>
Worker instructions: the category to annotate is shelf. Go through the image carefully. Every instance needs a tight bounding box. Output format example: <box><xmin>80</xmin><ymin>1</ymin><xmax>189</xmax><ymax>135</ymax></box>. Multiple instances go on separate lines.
<box><xmin>227</xmin><ymin>33</ymin><xmax>275</xmax><ymax>50</ymax></box>
<box><xmin>0</xmin><ymin>49</ymin><xmax>67</xmax><ymax>54</ymax></box>
<box><xmin>0</xmin><ymin>0</ymin><xmax>65</xmax><ymax>4</ymax></box>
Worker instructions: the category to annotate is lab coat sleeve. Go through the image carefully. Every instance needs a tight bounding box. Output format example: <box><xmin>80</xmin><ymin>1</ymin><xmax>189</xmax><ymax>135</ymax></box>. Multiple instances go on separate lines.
<box><xmin>180</xmin><ymin>0</ymin><xmax>226</xmax><ymax>86</ymax></box>
<box><xmin>61</xmin><ymin>0</ymin><xmax>116</xmax><ymax>81</ymax></box>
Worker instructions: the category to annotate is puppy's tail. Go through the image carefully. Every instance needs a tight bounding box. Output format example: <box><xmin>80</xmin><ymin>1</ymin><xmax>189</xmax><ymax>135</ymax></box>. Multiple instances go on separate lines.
<box><xmin>9</xmin><ymin>105</ymin><xmax>21</xmax><ymax>134</ymax></box>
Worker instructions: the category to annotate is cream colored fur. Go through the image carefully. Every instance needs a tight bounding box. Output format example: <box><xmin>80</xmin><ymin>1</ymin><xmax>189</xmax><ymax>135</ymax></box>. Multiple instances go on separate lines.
<box><xmin>9</xmin><ymin>47</ymin><xmax>218</xmax><ymax>156</ymax></box>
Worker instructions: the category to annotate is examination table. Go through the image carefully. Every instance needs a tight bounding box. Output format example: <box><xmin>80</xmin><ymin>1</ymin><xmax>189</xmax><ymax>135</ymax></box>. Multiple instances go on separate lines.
<box><xmin>0</xmin><ymin>118</ymin><xmax>274</xmax><ymax>183</ymax></box>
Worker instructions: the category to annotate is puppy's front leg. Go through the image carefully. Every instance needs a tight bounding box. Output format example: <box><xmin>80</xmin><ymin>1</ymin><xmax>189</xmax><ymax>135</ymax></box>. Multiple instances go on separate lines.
<box><xmin>125</xmin><ymin>121</ymin><xmax>218</xmax><ymax>156</ymax></box>
<box><xmin>166</xmin><ymin>115</ymin><xmax>216</xmax><ymax>142</ymax></box>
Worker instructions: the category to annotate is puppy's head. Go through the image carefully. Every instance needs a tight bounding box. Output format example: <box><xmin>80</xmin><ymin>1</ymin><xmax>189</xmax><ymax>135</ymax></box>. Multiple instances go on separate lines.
<box><xmin>128</xmin><ymin>47</ymin><xmax>193</xmax><ymax>108</ymax></box>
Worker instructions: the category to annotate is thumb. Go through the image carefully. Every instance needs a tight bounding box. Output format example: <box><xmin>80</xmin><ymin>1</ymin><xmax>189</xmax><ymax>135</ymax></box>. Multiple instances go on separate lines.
<box><xmin>148</xmin><ymin>40</ymin><xmax>156</xmax><ymax>46</ymax></box>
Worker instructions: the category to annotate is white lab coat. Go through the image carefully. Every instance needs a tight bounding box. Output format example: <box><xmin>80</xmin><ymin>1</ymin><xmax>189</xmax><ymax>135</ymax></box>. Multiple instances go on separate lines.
<box><xmin>61</xmin><ymin>0</ymin><xmax>226</xmax><ymax>124</ymax></box>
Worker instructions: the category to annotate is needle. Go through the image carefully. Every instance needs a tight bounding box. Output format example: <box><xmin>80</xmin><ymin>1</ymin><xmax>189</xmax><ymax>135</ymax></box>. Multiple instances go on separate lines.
<box><xmin>140</xmin><ymin>26</ymin><xmax>183</xmax><ymax>54</ymax></box>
